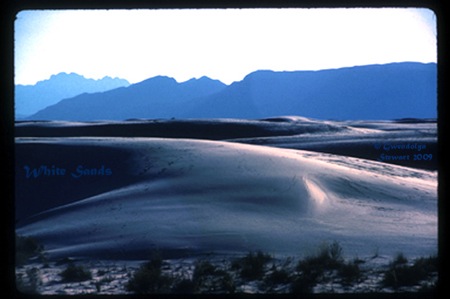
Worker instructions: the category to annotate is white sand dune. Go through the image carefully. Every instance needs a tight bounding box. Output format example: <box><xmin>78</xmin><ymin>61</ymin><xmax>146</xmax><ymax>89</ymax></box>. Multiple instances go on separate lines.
<box><xmin>16</xmin><ymin>137</ymin><xmax>437</xmax><ymax>260</ymax></box>
<box><xmin>15</xmin><ymin>117</ymin><xmax>437</xmax><ymax>171</ymax></box>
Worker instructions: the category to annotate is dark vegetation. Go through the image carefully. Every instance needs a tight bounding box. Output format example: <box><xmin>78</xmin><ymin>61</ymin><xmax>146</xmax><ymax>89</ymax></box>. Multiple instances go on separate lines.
<box><xmin>381</xmin><ymin>253</ymin><xmax>438</xmax><ymax>289</ymax></box>
<box><xmin>192</xmin><ymin>260</ymin><xmax>235</xmax><ymax>293</ymax></box>
<box><xmin>16</xmin><ymin>267</ymin><xmax>41</xmax><ymax>294</ymax></box>
<box><xmin>59</xmin><ymin>263</ymin><xmax>92</xmax><ymax>282</ymax></box>
<box><xmin>231</xmin><ymin>250</ymin><xmax>272</xmax><ymax>280</ymax></box>
<box><xmin>15</xmin><ymin>234</ymin><xmax>45</xmax><ymax>266</ymax></box>
<box><xmin>127</xmin><ymin>256</ymin><xmax>236</xmax><ymax>294</ymax></box>
<box><xmin>126</xmin><ymin>254</ymin><xmax>172</xmax><ymax>293</ymax></box>
<box><xmin>292</xmin><ymin>241</ymin><xmax>357</xmax><ymax>293</ymax></box>
<box><xmin>125</xmin><ymin>243</ymin><xmax>436</xmax><ymax>294</ymax></box>
<box><xmin>15</xmin><ymin>237</ymin><xmax>437</xmax><ymax>294</ymax></box>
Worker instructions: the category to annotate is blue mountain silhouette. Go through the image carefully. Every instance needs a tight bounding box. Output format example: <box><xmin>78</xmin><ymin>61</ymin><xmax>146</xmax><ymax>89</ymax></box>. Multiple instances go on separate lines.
<box><xmin>29</xmin><ymin>76</ymin><xmax>227</xmax><ymax>120</ymax></box>
<box><xmin>16</xmin><ymin>72</ymin><xmax>130</xmax><ymax>118</ymax></box>
<box><xmin>185</xmin><ymin>62</ymin><xmax>436</xmax><ymax>120</ymax></box>
<box><xmin>27</xmin><ymin>62</ymin><xmax>436</xmax><ymax>121</ymax></box>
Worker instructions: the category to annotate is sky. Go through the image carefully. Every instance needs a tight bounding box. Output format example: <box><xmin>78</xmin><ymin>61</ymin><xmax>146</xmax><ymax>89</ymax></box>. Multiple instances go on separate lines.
<box><xmin>14</xmin><ymin>8</ymin><xmax>437</xmax><ymax>86</ymax></box>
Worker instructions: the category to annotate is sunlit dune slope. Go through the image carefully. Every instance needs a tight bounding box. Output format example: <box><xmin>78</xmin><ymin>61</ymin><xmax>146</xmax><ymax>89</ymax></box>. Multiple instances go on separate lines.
<box><xmin>16</xmin><ymin>137</ymin><xmax>437</xmax><ymax>260</ymax></box>
<box><xmin>15</xmin><ymin>117</ymin><xmax>437</xmax><ymax>170</ymax></box>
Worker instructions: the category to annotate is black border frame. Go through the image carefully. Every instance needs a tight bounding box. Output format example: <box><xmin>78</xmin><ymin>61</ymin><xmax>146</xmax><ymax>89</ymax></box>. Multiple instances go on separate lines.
<box><xmin>3</xmin><ymin>1</ymin><xmax>447</xmax><ymax>298</ymax></box>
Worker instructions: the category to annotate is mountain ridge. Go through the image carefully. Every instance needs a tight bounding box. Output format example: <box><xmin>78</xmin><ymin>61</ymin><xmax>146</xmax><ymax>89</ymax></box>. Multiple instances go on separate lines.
<box><xmin>30</xmin><ymin>75</ymin><xmax>227</xmax><ymax>120</ymax></box>
<box><xmin>190</xmin><ymin>62</ymin><xmax>436</xmax><ymax>120</ymax></box>
<box><xmin>27</xmin><ymin>62</ymin><xmax>436</xmax><ymax>121</ymax></box>
<box><xmin>15</xmin><ymin>72</ymin><xmax>130</xmax><ymax>118</ymax></box>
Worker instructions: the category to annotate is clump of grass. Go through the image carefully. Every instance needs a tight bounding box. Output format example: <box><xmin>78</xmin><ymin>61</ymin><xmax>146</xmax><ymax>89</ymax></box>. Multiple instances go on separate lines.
<box><xmin>393</xmin><ymin>252</ymin><xmax>408</xmax><ymax>265</ymax></box>
<box><xmin>219</xmin><ymin>271</ymin><xmax>236</xmax><ymax>293</ymax></box>
<box><xmin>338</xmin><ymin>259</ymin><xmax>362</xmax><ymax>286</ymax></box>
<box><xmin>15</xmin><ymin>234</ymin><xmax>45</xmax><ymax>266</ymax></box>
<box><xmin>267</xmin><ymin>265</ymin><xmax>292</xmax><ymax>285</ymax></box>
<box><xmin>126</xmin><ymin>255</ymin><xmax>172</xmax><ymax>294</ymax></box>
<box><xmin>16</xmin><ymin>267</ymin><xmax>41</xmax><ymax>294</ymax></box>
<box><xmin>193</xmin><ymin>260</ymin><xmax>217</xmax><ymax>282</ymax></box>
<box><xmin>382</xmin><ymin>254</ymin><xmax>438</xmax><ymax>289</ymax></box>
<box><xmin>296</xmin><ymin>241</ymin><xmax>344</xmax><ymax>281</ymax></box>
<box><xmin>292</xmin><ymin>241</ymin><xmax>363</xmax><ymax>293</ymax></box>
<box><xmin>192</xmin><ymin>260</ymin><xmax>235</xmax><ymax>293</ymax></box>
<box><xmin>59</xmin><ymin>263</ymin><xmax>92</xmax><ymax>282</ymax></box>
<box><xmin>290</xmin><ymin>274</ymin><xmax>316</xmax><ymax>294</ymax></box>
<box><xmin>232</xmin><ymin>251</ymin><xmax>272</xmax><ymax>280</ymax></box>
<box><xmin>124</xmin><ymin>249</ymin><xmax>438</xmax><ymax>294</ymax></box>
<box><xmin>172</xmin><ymin>278</ymin><xmax>196</xmax><ymax>294</ymax></box>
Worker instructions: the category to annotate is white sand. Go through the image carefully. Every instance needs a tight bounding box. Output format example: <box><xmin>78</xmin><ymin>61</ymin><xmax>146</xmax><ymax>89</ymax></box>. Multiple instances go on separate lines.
<box><xmin>16</xmin><ymin>137</ymin><xmax>437</xmax><ymax>260</ymax></box>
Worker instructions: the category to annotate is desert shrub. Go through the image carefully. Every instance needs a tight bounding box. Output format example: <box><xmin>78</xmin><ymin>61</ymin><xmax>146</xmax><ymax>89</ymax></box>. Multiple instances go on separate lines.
<box><xmin>265</xmin><ymin>265</ymin><xmax>292</xmax><ymax>286</ymax></box>
<box><xmin>192</xmin><ymin>260</ymin><xmax>235</xmax><ymax>293</ymax></box>
<box><xmin>126</xmin><ymin>255</ymin><xmax>172</xmax><ymax>294</ymax></box>
<box><xmin>328</xmin><ymin>241</ymin><xmax>343</xmax><ymax>262</ymax></box>
<box><xmin>393</xmin><ymin>252</ymin><xmax>408</xmax><ymax>265</ymax></box>
<box><xmin>16</xmin><ymin>234</ymin><xmax>44</xmax><ymax>266</ymax></box>
<box><xmin>293</xmin><ymin>241</ymin><xmax>347</xmax><ymax>292</ymax></box>
<box><xmin>219</xmin><ymin>272</ymin><xmax>236</xmax><ymax>293</ymax></box>
<box><xmin>290</xmin><ymin>275</ymin><xmax>316</xmax><ymax>294</ymax></box>
<box><xmin>193</xmin><ymin>260</ymin><xmax>217</xmax><ymax>282</ymax></box>
<box><xmin>16</xmin><ymin>267</ymin><xmax>41</xmax><ymax>294</ymax></box>
<box><xmin>60</xmin><ymin>263</ymin><xmax>92</xmax><ymax>282</ymax></box>
<box><xmin>232</xmin><ymin>251</ymin><xmax>272</xmax><ymax>280</ymax></box>
<box><xmin>418</xmin><ymin>281</ymin><xmax>437</xmax><ymax>292</ymax></box>
<box><xmin>55</xmin><ymin>257</ymin><xmax>75</xmax><ymax>266</ymax></box>
<box><xmin>146</xmin><ymin>252</ymin><xmax>163</xmax><ymax>269</ymax></box>
<box><xmin>414</xmin><ymin>256</ymin><xmax>438</xmax><ymax>274</ymax></box>
<box><xmin>382</xmin><ymin>255</ymin><xmax>437</xmax><ymax>289</ymax></box>
<box><xmin>338</xmin><ymin>259</ymin><xmax>362</xmax><ymax>285</ymax></box>
<box><xmin>296</xmin><ymin>241</ymin><xmax>344</xmax><ymax>280</ymax></box>
<box><xmin>173</xmin><ymin>278</ymin><xmax>196</xmax><ymax>294</ymax></box>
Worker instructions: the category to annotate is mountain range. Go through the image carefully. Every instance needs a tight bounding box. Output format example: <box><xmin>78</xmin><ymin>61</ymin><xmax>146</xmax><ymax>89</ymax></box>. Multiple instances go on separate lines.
<box><xmin>25</xmin><ymin>62</ymin><xmax>436</xmax><ymax>121</ymax></box>
<box><xmin>15</xmin><ymin>73</ymin><xmax>130</xmax><ymax>118</ymax></box>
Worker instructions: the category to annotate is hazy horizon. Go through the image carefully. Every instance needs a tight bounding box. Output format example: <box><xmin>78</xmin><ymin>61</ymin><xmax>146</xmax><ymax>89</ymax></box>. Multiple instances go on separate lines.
<box><xmin>16</xmin><ymin>61</ymin><xmax>437</xmax><ymax>87</ymax></box>
<box><xmin>15</xmin><ymin>8</ymin><xmax>436</xmax><ymax>86</ymax></box>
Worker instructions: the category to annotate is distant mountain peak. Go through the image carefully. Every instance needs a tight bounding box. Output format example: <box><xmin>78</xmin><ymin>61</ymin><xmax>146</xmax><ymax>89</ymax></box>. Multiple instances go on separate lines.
<box><xmin>195</xmin><ymin>76</ymin><xmax>219</xmax><ymax>82</ymax></box>
<box><xmin>25</xmin><ymin>72</ymin><xmax>130</xmax><ymax>87</ymax></box>
<box><xmin>182</xmin><ymin>76</ymin><xmax>210</xmax><ymax>83</ymax></box>
<box><xmin>243</xmin><ymin>69</ymin><xmax>275</xmax><ymax>80</ymax></box>
<box><xmin>15</xmin><ymin>73</ymin><xmax>130</xmax><ymax>118</ymax></box>
<box><xmin>25</xmin><ymin>62</ymin><xmax>436</xmax><ymax>121</ymax></box>
<box><xmin>180</xmin><ymin>76</ymin><xmax>226</xmax><ymax>87</ymax></box>
<box><xmin>46</xmin><ymin>72</ymin><xmax>84</xmax><ymax>83</ymax></box>
<box><xmin>137</xmin><ymin>75</ymin><xmax>177</xmax><ymax>84</ymax></box>
<box><xmin>53</xmin><ymin>72</ymin><xmax>79</xmax><ymax>76</ymax></box>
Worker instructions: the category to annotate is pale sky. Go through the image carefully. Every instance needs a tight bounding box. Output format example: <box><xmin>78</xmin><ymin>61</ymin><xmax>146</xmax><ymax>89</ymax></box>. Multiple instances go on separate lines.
<box><xmin>14</xmin><ymin>8</ymin><xmax>437</xmax><ymax>86</ymax></box>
